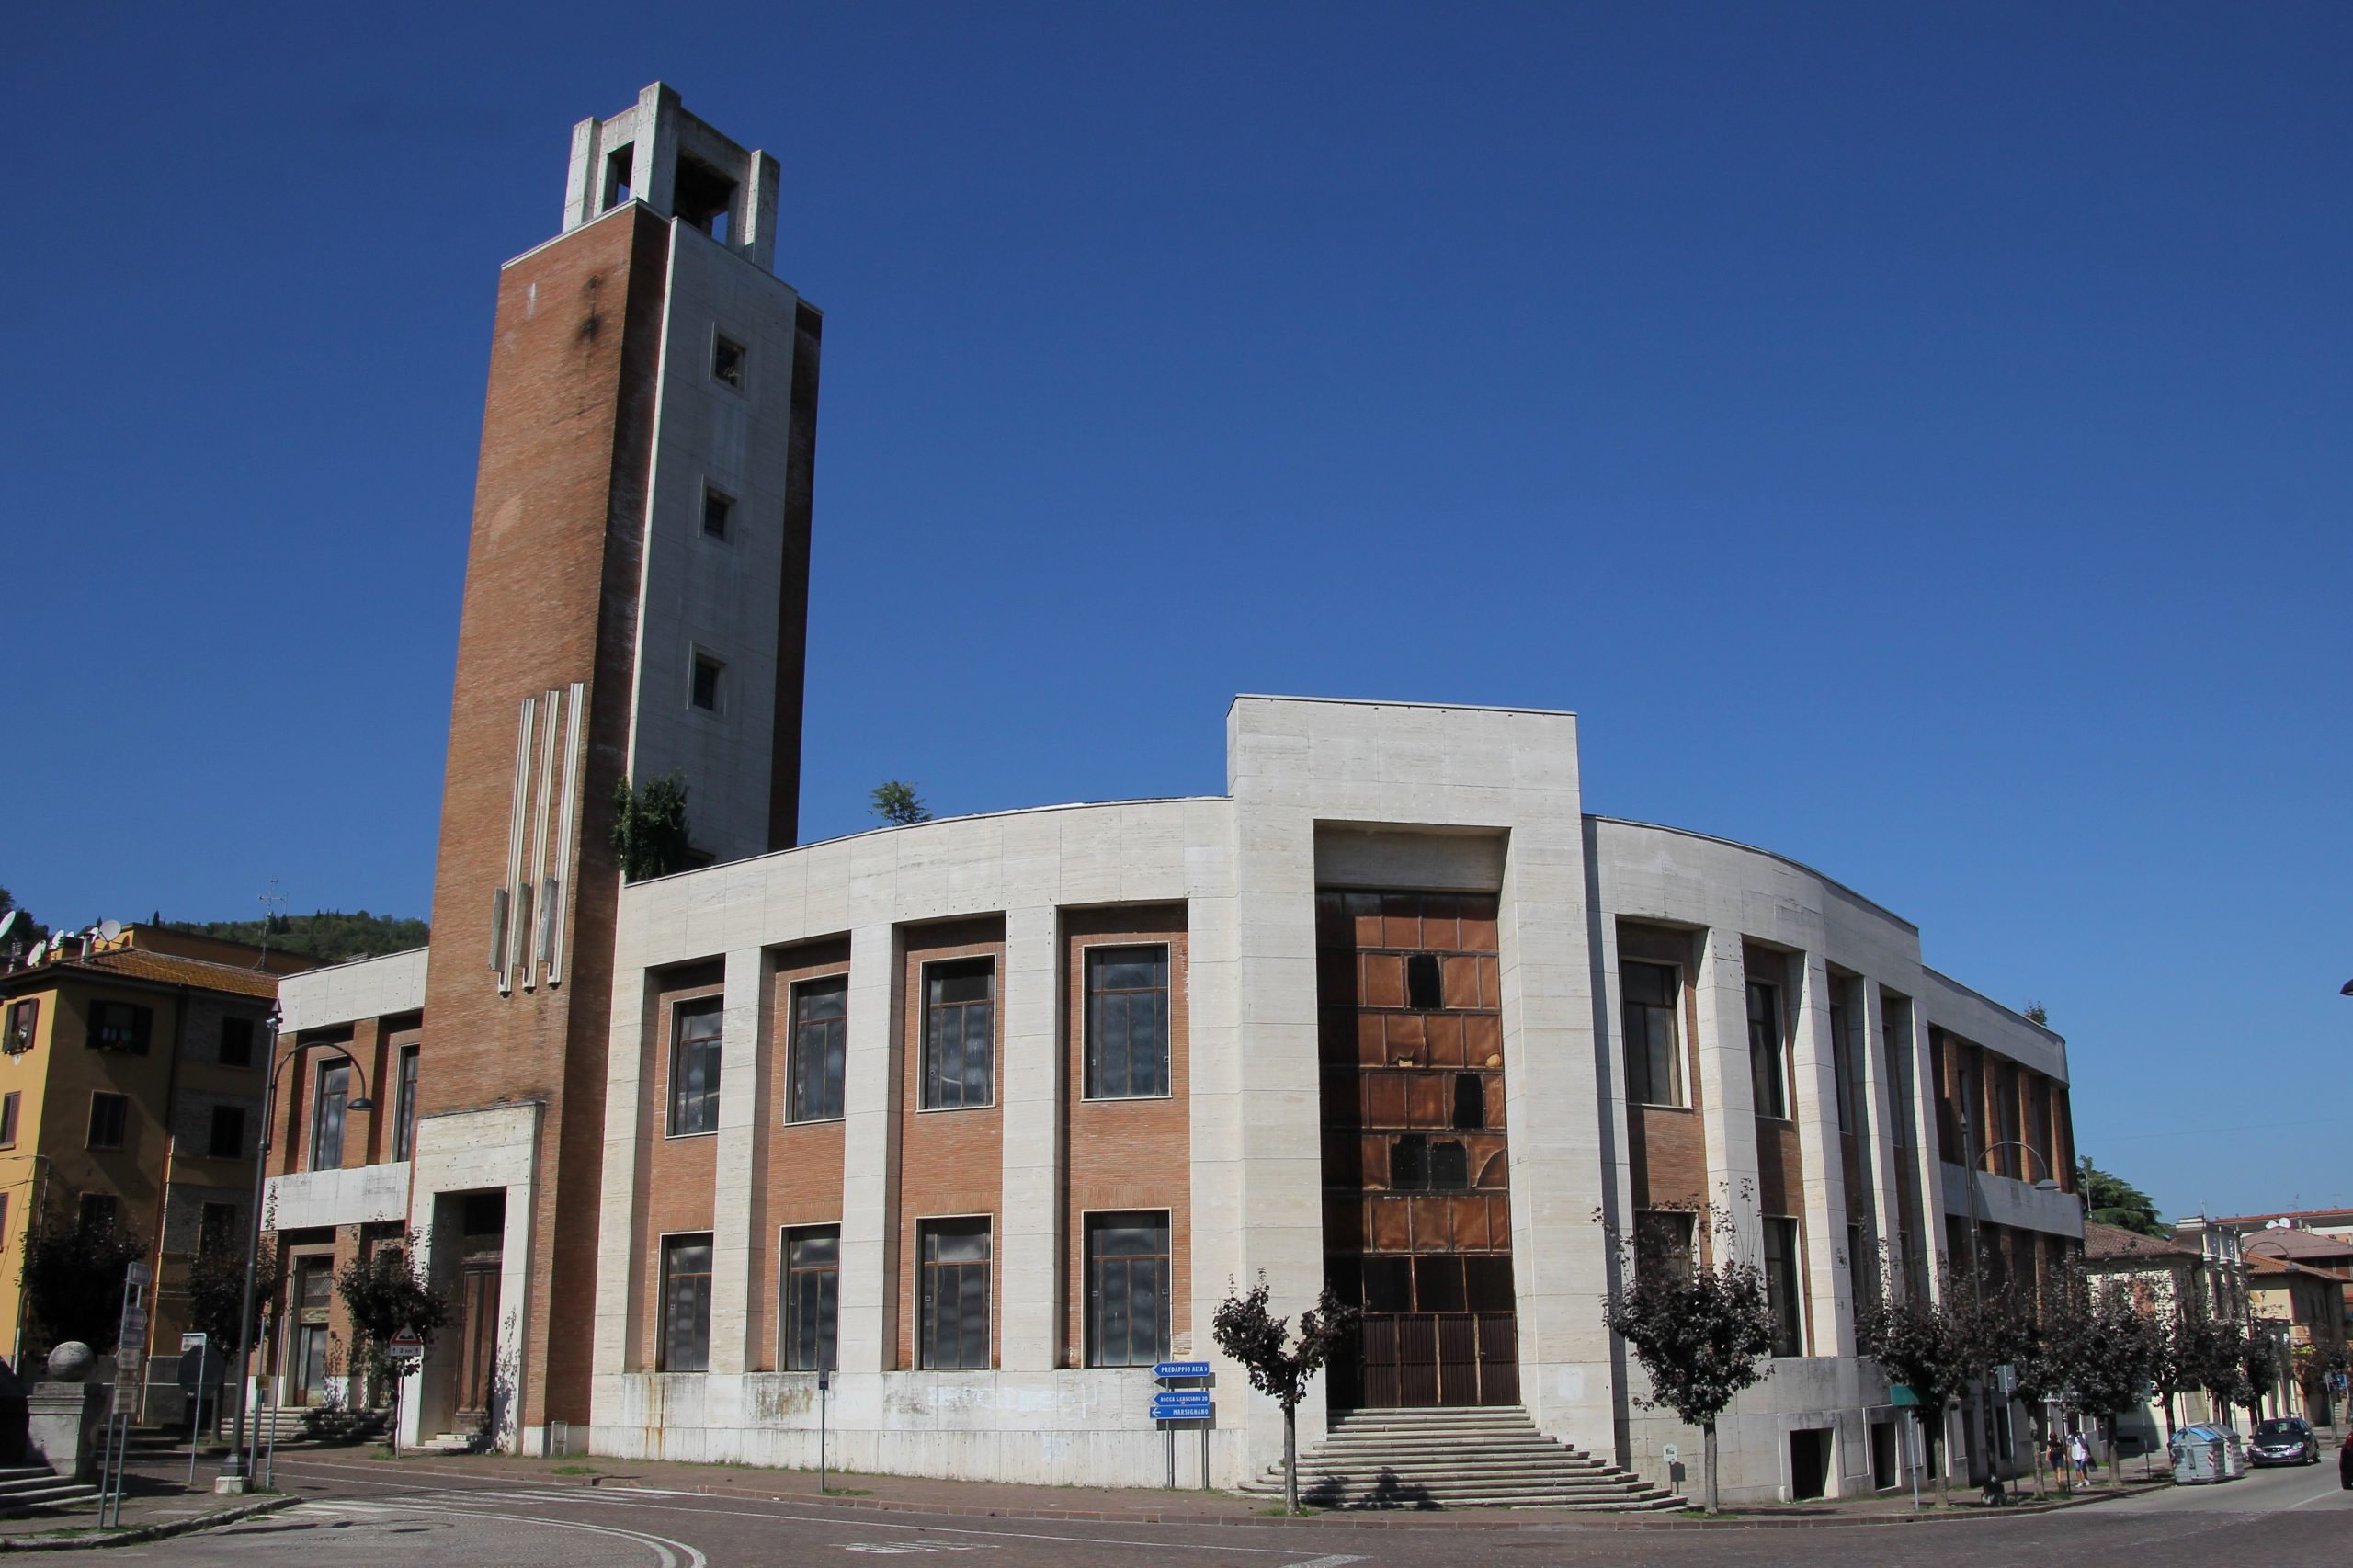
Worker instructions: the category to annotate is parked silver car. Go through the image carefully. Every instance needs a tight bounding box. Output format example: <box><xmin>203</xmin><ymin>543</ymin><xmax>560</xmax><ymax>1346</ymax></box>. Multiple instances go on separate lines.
<box><xmin>2247</xmin><ymin>1416</ymin><xmax>2320</xmax><ymax>1466</ymax></box>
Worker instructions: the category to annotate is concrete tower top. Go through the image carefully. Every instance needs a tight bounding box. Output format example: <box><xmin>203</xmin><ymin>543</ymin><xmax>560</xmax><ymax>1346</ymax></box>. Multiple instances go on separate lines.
<box><xmin>562</xmin><ymin>82</ymin><xmax>783</xmax><ymax>272</ymax></box>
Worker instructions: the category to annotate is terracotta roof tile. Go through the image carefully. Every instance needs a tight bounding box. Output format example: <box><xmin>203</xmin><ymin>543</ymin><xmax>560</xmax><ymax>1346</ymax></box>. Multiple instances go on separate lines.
<box><xmin>4</xmin><ymin>948</ymin><xmax>281</xmax><ymax>1002</ymax></box>
<box><xmin>2084</xmin><ymin>1221</ymin><xmax>2200</xmax><ymax>1260</ymax></box>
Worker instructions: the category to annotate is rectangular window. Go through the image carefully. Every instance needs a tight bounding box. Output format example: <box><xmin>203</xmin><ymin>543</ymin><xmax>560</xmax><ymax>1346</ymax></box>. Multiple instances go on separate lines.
<box><xmin>77</xmin><ymin>1192</ymin><xmax>119</xmax><ymax>1234</ymax></box>
<box><xmin>208</xmin><ymin>1104</ymin><xmax>245</xmax><ymax>1159</ymax></box>
<box><xmin>602</xmin><ymin>144</ymin><xmax>633</xmax><ymax>209</ymax></box>
<box><xmin>1620</xmin><ymin>960</ymin><xmax>1685</xmax><ymax>1107</ymax></box>
<box><xmin>788</xmin><ymin>977</ymin><xmax>847</xmax><ymax>1122</ymax></box>
<box><xmin>1085</xmin><ymin>946</ymin><xmax>1169</xmax><ymax>1099</ymax></box>
<box><xmin>219</xmin><ymin>1015</ymin><xmax>255</xmax><ymax>1068</ymax></box>
<box><xmin>690</xmin><ymin>652</ymin><xmax>723</xmax><ymax>712</ymax></box>
<box><xmin>86</xmin><ymin>999</ymin><xmax>152</xmax><ymax>1053</ymax></box>
<box><xmin>919</xmin><ymin>1217</ymin><xmax>991</xmax><ymax>1369</ymax></box>
<box><xmin>660</xmin><ymin>1234</ymin><xmax>714</xmax><ymax>1372</ymax></box>
<box><xmin>311</xmin><ymin>1062</ymin><xmax>349</xmax><ymax>1169</ymax></box>
<box><xmin>701</xmin><ymin>484</ymin><xmax>733</xmax><ymax>540</ymax></box>
<box><xmin>711</xmin><ymin>333</ymin><xmax>745</xmax><ymax>388</ymax></box>
<box><xmin>1086</xmin><ymin>1212</ymin><xmax>1172</xmax><ymax>1368</ymax></box>
<box><xmin>1404</xmin><ymin>952</ymin><xmax>1443</xmax><ymax>1011</ymax></box>
<box><xmin>1389</xmin><ymin>1132</ymin><xmax>1428</xmax><ymax>1191</ymax></box>
<box><xmin>923</xmin><ymin>959</ymin><xmax>995</xmax><ymax>1109</ymax></box>
<box><xmin>0</xmin><ymin>1090</ymin><xmax>17</xmax><ymax>1146</ymax></box>
<box><xmin>199</xmin><ymin>1202</ymin><xmax>239</xmax><ymax>1257</ymax></box>
<box><xmin>781</xmin><ymin>1226</ymin><xmax>839</xmax><ymax>1371</ymax></box>
<box><xmin>87</xmin><ymin>1092</ymin><xmax>129</xmax><ymax>1150</ymax></box>
<box><xmin>3</xmin><ymin>998</ymin><xmax>35</xmax><ymax>1054</ymax></box>
<box><xmin>1829</xmin><ymin>996</ymin><xmax>1853</xmax><ymax>1132</ymax></box>
<box><xmin>1634</xmin><ymin>1210</ymin><xmax>1696</xmax><ymax>1283</ymax></box>
<box><xmin>669</xmin><ymin>998</ymin><xmax>723</xmax><ymax>1136</ymax></box>
<box><xmin>392</xmin><ymin>1045</ymin><xmax>420</xmax><ymax>1162</ymax></box>
<box><xmin>1451</xmin><ymin>1072</ymin><xmax>1485</xmax><ymax>1130</ymax></box>
<box><xmin>1764</xmin><ymin>1215</ymin><xmax>1804</xmax><ymax>1357</ymax></box>
<box><xmin>1747</xmin><ymin>979</ymin><xmax>1788</xmax><ymax>1119</ymax></box>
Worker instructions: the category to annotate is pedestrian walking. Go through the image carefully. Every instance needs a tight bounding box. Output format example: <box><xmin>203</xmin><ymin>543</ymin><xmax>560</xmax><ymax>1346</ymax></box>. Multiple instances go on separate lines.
<box><xmin>2070</xmin><ymin>1432</ymin><xmax>2092</xmax><ymax>1485</ymax></box>
<box><xmin>2047</xmin><ymin>1432</ymin><xmax>2069</xmax><ymax>1491</ymax></box>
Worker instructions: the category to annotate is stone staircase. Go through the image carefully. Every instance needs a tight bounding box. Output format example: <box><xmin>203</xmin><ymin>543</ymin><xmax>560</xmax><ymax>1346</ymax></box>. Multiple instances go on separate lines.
<box><xmin>0</xmin><ymin>1464</ymin><xmax>102</xmax><ymax>1516</ymax></box>
<box><xmin>1241</xmin><ymin>1406</ymin><xmax>1681</xmax><ymax>1510</ymax></box>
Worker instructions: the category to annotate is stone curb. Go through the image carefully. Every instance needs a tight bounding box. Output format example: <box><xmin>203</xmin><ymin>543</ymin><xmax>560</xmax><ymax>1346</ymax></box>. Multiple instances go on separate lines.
<box><xmin>0</xmin><ymin>1495</ymin><xmax>299</xmax><ymax>1553</ymax></box>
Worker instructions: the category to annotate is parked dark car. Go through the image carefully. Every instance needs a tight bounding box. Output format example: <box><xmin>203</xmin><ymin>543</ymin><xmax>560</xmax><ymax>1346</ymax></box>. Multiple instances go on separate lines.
<box><xmin>2247</xmin><ymin>1416</ymin><xmax>2319</xmax><ymax>1466</ymax></box>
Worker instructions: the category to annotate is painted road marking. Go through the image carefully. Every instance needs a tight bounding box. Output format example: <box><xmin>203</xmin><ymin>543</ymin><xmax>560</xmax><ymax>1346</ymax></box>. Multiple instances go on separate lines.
<box><xmin>840</xmin><ymin>1546</ymin><xmax>994</xmax><ymax>1555</ymax></box>
<box><xmin>1280</xmin><ymin>1558</ymin><xmax>1370</xmax><ymax>1568</ymax></box>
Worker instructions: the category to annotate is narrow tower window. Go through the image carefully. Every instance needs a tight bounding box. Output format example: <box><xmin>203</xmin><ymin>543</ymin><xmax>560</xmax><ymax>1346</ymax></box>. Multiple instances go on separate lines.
<box><xmin>1405</xmin><ymin>953</ymin><xmax>1443</xmax><ymax>1011</ymax></box>
<box><xmin>701</xmin><ymin>484</ymin><xmax>733</xmax><ymax>540</ymax></box>
<box><xmin>691</xmin><ymin>652</ymin><xmax>724</xmax><ymax>712</ymax></box>
<box><xmin>711</xmin><ymin>334</ymin><xmax>745</xmax><ymax>389</ymax></box>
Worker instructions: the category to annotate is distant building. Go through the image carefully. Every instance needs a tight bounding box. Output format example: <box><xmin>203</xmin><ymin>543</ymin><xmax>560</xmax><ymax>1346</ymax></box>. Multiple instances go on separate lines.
<box><xmin>0</xmin><ymin>925</ymin><xmax>310</xmax><ymax>1422</ymax></box>
<box><xmin>265</xmin><ymin>83</ymin><xmax>2083</xmax><ymax>1506</ymax></box>
<box><xmin>2180</xmin><ymin>1210</ymin><xmax>2353</xmax><ymax>1426</ymax></box>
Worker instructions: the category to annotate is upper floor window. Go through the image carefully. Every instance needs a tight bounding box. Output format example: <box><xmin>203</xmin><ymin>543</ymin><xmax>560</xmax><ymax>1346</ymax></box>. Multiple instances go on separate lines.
<box><xmin>919</xmin><ymin>1217</ymin><xmax>991</xmax><ymax>1369</ymax></box>
<box><xmin>392</xmin><ymin>1045</ymin><xmax>420</xmax><ymax>1162</ymax></box>
<box><xmin>670</xmin><ymin>998</ymin><xmax>723</xmax><ymax>1136</ymax></box>
<box><xmin>1404</xmin><ymin>952</ymin><xmax>1443</xmax><ymax>1010</ymax></box>
<box><xmin>711</xmin><ymin>333</ymin><xmax>745</xmax><ymax>389</ymax></box>
<box><xmin>0</xmin><ymin>1091</ymin><xmax>17</xmax><ymax>1146</ymax></box>
<box><xmin>87</xmin><ymin>1000</ymin><xmax>152</xmax><ymax>1054</ymax></box>
<box><xmin>1746</xmin><ymin>979</ymin><xmax>1788</xmax><ymax>1119</ymax></box>
<box><xmin>77</xmin><ymin>1192</ymin><xmax>119</xmax><ymax>1235</ymax></box>
<box><xmin>2</xmin><ymin>998</ymin><xmax>34</xmax><ymax>1055</ymax></box>
<box><xmin>701</xmin><ymin>484</ymin><xmax>733</xmax><ymax>540</ymax></box>
<box><xmin>87</xmin><ymin>1092</ymin><xmax>130</xmax><ymax>1150</ymax></box>
<box><xmin>199</xmin><ymin>1201</ymin><xmax>240</xmax><ymax>1257</ymax></box>
<box><xmin>311</xmin><ymin>1062</ymin><xmax>350</xmax><ymax>1169</ymax></box>
<box><xmin>788</xmin><ymin>977</ymin><xmax>847</xmax><ymax>1123</ymax></box>
<box><xmin>1763</xmin><ymin>1215</ymin><xmax>1804</xmax><ymax>1357</ymax></box>
<box><xmin>1086</xmin><ymin>1212</ymin><xmax>1171</xmax><ymax>1369</ymax></box>
<box><xmin>923</xmin><ymin>960</ymin><xmax>994</xmax><ymax>1110</ymax></box>
<box><xmin>661</xmin><ymin>1233</ymin><xmax>714</xmax><ymax>1372</ymax></box>
<box><xmin>691</xmin><ymin>651</ymin><xmax>724</xmax><ymax>713</ymax></box>
<box><xmin>1085</xmin><ymin>946</ymin><xmax>1169</xmax><ymax>1099</ymax></box>
<box><xmin>1620</xmin><ymin>960</ymin><xmax>1685</xmax><ymax>1108</ymax></box>
<box><xmin>781</xmin><ymin>1225</ymin><xmax>839</xmax><ymax>1372</ymax></box>
<box><xmin>219</xmin><ymin>1015</ymin><xmax>255</xmax><ymax>1068</ymax></box>
<box><xmin>208</xmin><ymin>1104</ymin><xmax>245</xmax><ymax>1159</ymax></box>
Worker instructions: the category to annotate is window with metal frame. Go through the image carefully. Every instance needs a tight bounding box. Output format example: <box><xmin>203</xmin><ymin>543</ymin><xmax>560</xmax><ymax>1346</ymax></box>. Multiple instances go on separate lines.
<box><xmin>77</xmin><ymin>1192</ymin><xmax>119</xmax><ymax>1234</ymax></box>
<box><xmin>312</xmin><ymin>1062</ymin><xmax>349</xmax><ymax>1169</ymax></box>
<box><xmin>0</xmin><ymin>1090</ymin><xmax>17</xmax><ymax>1146</ymax></box>
<box><xmin>1621</xmin><ymin>960</ymin><xmax>1685</xmax><ymax>1107</ymax></box>
<box><xmin>661</xmin><ymin>1234</ymin><xmax>714</xmax><ymax>1372</ymax></box>
<box><xmin>919</xmin><ymin>1218</ymin><xmax>991</xmax><ymax>1369</ymax></box>
<box><xmin>1086</xmin><ymin>1212</ymin><xmax>1171</xmax><ymax>1368</ymax></box>
<box><xmin>711</xmin><ymin>334</ymin><xmax>745</xmax><ymax>388</ymax></box>
<box><xmin>2</xmin><ymin>998</ymin><xmax>34</xmax><ymax>1055</ymax></box>
<box><xmin>1085</xmin><ymin>946</ymin><xmax>1169</xmax><ymax>1099</ymax></box>
<box><xmin>781</xmin><ymin>1226</ymin><xmax>839</xmax><ymax>1371</ymax></box>
<box><xmin>1763</xmin><ymin>1215</ymin><xmax>1804</xmax><ymax>1357</ymax></box>
<box><xmin>219</xmin><ymin>1015</ymin><xmax>255</xmax><ymax>1068</ymax></box>
<box><xmin>1634</xmin><ymin>1210</ymin><xmax>1697</xmax><ymax>1283</ymax></box>
<box><xmin>392</xmin><ymin>1045</ymin><xmax>420</xmax><ymax>1162</ymax></box>
<box><xmin>1747</xmin><ymin>979</ymin><xmax>1788</xmax><ymax>1119</ymax></box>
<box><xmin>199</xmin><ymin>1202</ymin><xmax>239</xmax><ymax>1257</ymax></box>
<box><xmin>922</xmin><ymin>960</ymin><xmax>994</xmax><ymax>1110</ymax></box>
<box><xmin>788</xmin><ymin>978</ymin><xmax>847</xmax><ymax>1122</ymax></box>
<box><xmin>86</xmin><ymin>1092</ymin><xmax>129</xmax><ymax>1150</ymax></box>
<box><xmin>670</xmin><ymin>998</ymin><xmax>723</xmax><ymax>1135</ymax></box>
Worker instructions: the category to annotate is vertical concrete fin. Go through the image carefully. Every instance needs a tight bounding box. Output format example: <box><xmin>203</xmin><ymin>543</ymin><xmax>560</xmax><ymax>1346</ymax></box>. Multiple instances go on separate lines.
<box><xmin>499</xmin><ymin>695</ymin><xmax>539</xmax><ymax>994</ymax></box>
<box><xmin>548</xmin><ymin>681</ymin><xmax>586</xmax><ymax>986</ymax></box>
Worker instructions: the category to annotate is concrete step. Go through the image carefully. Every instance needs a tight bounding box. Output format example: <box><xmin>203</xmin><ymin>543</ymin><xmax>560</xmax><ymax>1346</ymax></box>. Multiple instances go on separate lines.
<box><xmin>0</xmin><ymin>1483</ymin><xmax>103</xmax><ymax>1515</ymax></box>
<box><xmin>1244</xmin><ymin>1404</ymin><xmax>1681</xmax><ymax>1511</ymax></box>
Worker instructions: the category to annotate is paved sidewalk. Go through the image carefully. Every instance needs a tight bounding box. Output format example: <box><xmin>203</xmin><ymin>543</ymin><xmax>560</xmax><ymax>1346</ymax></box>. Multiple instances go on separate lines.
<box><xmin>0</xmin><ymin>1460</ymin><xmax>295</xmax><ymax>1552</ymax></box>
<box><xmin>264</xmin><ymin>1446</ymin><xmax>2161</xmax><ymax>1530</ymax></box>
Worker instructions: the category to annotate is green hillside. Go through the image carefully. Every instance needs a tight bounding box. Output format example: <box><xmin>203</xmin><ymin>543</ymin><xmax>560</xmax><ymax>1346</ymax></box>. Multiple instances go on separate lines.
<box><xmin>157</xmin><ymin>910</ymin><xmax>429</xmax><ymax>964</ymax></box>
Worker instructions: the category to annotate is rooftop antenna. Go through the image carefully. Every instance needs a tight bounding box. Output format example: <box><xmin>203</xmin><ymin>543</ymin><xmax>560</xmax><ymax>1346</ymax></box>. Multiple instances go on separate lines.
<box><xmin>255</xmin><ymin>879</ymin><xmax>288</xmax><ymax>969</ymax></box>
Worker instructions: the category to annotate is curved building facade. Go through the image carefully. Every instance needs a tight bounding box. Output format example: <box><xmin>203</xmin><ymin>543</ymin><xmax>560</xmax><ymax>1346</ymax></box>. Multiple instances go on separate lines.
<box><xmin>265</xmin><ymin>87</ymin><xmax>2079</xmax><ymax>1507</ymax></box>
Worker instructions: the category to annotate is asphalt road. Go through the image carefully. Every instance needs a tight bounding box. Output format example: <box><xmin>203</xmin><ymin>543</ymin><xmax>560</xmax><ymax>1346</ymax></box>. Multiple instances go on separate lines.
<box><xmin>116</xmin><ymin>1451</ymin><xmax>2353</xmax><ymax>1568</ymax></box>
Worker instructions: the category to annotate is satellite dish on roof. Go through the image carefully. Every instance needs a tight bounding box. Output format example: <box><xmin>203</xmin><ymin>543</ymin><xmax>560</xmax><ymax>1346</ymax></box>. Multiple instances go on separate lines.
<box><xmin>0</xmin><ymin>911</ymin><xmax>19</xmax><ymax>945</ymax></box>
<box><xmin>97</xmin><ymin>920</ymin><xmax>122</xmax><ymax>944</ymax></box>
<box><xmin>26</xmin><ymin>937</ymin><xmax>48</xmax><ymax>964</ymax></box>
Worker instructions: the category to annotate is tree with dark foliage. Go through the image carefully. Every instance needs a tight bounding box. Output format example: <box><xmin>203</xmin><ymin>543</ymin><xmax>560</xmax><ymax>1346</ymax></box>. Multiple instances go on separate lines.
<box><xmin>18</xmin><ymin>1214</ymin><xmax>144</xmax><ymax>1357</ymax></box>
<box><xmin>336</xmin><ymin>1239</ymin><xmax>449</xmax><ymax>1453</ymax></box>
<box><xmin>1211</xmin><ymin>1276</ymin><xmax>1358</xmax><ymax>1513</ymax></box>
<box><xmin>1597</xmin><ymin>1201</ymin><xmax>1777</xmax><ymax>1514</ymax></box>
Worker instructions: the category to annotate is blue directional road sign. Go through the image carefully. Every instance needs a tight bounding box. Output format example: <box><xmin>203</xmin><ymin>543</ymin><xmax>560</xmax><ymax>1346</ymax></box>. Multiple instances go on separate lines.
<box><xmin>1154</xmin><ymin>1361</ymin><xmax>1211</xmax><ymax>1381</ymax></box>
<box><xmin>1151</xmin><ymin>1391</ymin><xmax>1213</xmax><ymax>1421</ymax></box>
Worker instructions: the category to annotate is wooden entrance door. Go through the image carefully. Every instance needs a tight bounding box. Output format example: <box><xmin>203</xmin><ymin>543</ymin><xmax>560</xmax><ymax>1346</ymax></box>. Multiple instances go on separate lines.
<box><xmin>453</xmin><ymin>1262</ymin><xmax>501</xmax><ymax>1420</ymax></box>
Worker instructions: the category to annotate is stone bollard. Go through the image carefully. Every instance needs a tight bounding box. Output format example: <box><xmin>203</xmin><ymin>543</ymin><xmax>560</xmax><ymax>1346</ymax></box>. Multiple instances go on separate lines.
<box><xmin>25</xmin><ymin>1342</ymin><xmax>110</xmax><ymax>1481</ymax></box>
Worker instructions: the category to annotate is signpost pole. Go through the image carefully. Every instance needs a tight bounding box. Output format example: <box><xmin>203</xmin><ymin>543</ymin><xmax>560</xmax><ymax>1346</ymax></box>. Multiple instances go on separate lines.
<box><xmin>188</xmin><ymin>1341</ymin><xmax>209</xmax><ymax>1490</ymax></box>
<box><xmin>818</xmin><ymin>1372</ymin><xmax>829</xmax><ymax>1495</ymax></box>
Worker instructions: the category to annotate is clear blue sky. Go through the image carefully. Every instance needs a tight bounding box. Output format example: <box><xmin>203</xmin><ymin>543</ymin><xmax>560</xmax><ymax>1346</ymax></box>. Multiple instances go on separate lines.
<box><xmin>6</xmin><ymin>4</ymin><xmax>2347</xmax><ymax>1221</ymax></box>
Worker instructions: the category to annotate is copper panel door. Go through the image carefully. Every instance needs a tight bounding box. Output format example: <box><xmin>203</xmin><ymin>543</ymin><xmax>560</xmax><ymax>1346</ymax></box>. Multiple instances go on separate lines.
<box><xmin>453</xmin><ymin>1262</ymin><xmax>501</xmax><ymax>1421</ymax></box>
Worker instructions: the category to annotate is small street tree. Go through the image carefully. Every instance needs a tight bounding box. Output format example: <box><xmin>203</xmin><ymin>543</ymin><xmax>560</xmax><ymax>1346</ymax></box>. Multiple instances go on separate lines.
<box><xmin>870</xmin><ymin>780</ymin><xmax>932</xmax><ymax>826</ymax></box>
<box><xmin>611</xmin><ymin>773</ymin><xmax>692</xmax><ymax>881</ymax></box>
<box><xmin>1210</xmin><ymin>1276</ymin><xmax>1358</xmax><ymax>1513</ymax></box>
<box><xmin>1858</xmin><ymin>1273</ymin><xmax>1977</xmax><ymax>1506</ymax></box>
<box><xmin>186</xmin><ymin>1239</ymin><xmax>280</xmax><ymax>1357</ymax></box>
<box><xmin>336</xmin><ymin>1238</ymin><xmax>450</xmax><ymax>1453</ymax></box>
<box><xmin>17</xmin><ymin>1214</ymin><xmax>144</xmax><ymax>1357</ymax></box>
<box><xmin>2240</xmin><ymin>1325</ymin><xmax>2287</xmax><ymax>1426</ymax></box>
<box><xmin>1597</xmin><ymin>1202</ymin><xmax>1776</xmax><ymax>1514</ymax></box>
<box><xmin>2156</xmin><ymin>1289</ymin><xmax>2236</xmax><ymax>1436</ymax></box>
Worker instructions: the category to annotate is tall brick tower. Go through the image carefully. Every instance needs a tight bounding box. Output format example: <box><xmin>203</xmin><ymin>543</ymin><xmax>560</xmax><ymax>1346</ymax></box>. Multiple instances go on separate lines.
<box><xmin>411</xmin><ymin>83</ymin><xmax>820</xmax><ymax>1452</ymax></box>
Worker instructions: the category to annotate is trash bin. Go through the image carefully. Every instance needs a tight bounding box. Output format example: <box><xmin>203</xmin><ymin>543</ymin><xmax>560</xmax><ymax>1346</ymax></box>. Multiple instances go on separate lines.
<box><xmin>2170</xmin><ymin>1425</ymin><xmax>2229</xmax><ymax>1484</ymax></box>
<box><xmin>2219</xmin><ymin>1427</ymin><xmax>2245</xmax><ymax>1479</ymax></box>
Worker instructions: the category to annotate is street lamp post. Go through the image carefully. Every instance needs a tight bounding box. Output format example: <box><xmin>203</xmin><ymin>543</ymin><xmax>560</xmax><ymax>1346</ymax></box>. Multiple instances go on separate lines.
<box><xmin>220</xmin><ymin>1005</ymin><xmax>373</xmax><ymax>1491</ymax></box>
<box><xmin>1960</xmin><ymin>1119</ymin><xmax>2063</xmax><ymax>1493</ymax></box>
